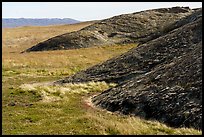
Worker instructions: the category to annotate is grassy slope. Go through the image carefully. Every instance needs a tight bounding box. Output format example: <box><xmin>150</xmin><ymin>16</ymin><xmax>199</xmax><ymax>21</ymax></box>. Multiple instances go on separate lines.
<box><xmin>2</xmin><ymin>21</ymin><xmax>96</xmax><ymax>52</ymax></box>
<box><xmin>2</xmin><ymin>23</ymin><xmax>201</xmax><ymax>135</ymax></box>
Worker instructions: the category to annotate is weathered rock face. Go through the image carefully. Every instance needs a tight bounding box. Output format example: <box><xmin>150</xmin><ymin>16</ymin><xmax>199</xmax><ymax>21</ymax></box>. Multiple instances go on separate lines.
<box><xmin>55</xmin><ymin>9</ymin><xmax>202</xmax><ymax>85</ymax></box>
<box><xmin>24</xmin><ymin>7</ymin><xmax>193</xmax><ymax>52</ymax></box>
<box><xmin>92</xmin><ymin>16</ymin><xmax>202</xmax><ymax>130</ymax></box>
<box><xmin>54</xmin><ymin>9</ymin><xmax>202</xmax><ymax>130</ymax></box>
<box><xmin>92</xmin><ymin>41</ymin><xmax>202</xmax><ymax>130</ymax></box>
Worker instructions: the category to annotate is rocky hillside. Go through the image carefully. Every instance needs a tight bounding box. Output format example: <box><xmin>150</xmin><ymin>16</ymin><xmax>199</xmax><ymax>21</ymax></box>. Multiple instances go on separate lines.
<box><xmin>2</xmin><ymin>18</ymin><xmax>80</xmax><ymax>28</ymax></box>
<box><xmin>54</xmin><ymin>9</ymin><xmax>202</xmax><ymax>130</ymax></box>
<box><xmin>55</xmin><ymin>9</ymin><xmax>202</xmax><ymax>85</ymax></box>
<box><xmin>24</xmin><ymin>7</ymin><xmax>193</xmax><ymax>52</ymax></box>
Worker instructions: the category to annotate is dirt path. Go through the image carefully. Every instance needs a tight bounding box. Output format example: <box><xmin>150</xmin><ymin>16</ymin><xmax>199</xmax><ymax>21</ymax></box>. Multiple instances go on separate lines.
<box><xmin>83</xmin><ymin>94</ymin><xmax>114</xmax><ymax>115</ymax></box>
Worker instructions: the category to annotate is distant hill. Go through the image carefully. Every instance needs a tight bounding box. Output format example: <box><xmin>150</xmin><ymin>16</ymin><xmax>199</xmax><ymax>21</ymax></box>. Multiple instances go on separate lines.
<box><xmin>24</xmin><ymin>7</ymin><xmax>194</xmax><ymax>52</ymax></box>
<box><xmin>2</xmin><ymin>18</ymin><xmax>80</xmax><ymax>28</ymax></box>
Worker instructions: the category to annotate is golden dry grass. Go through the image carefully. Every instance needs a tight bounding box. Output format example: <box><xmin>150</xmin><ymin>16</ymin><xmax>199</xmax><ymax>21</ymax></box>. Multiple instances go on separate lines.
<box><xmin>2</xmin><ymin>22</ymin><xmax>201</xmax><ymax>135</ymax></box>
<box><xmin>2</xmin><ymin>21</ymin><xmax>96</xmax><ymax>51</ymax></box>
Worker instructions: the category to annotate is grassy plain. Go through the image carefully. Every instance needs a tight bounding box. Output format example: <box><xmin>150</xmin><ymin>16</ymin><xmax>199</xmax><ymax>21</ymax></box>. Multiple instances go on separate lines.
<box><xmin>2</xmin><ymin>22</ymin><xmax>201</xmax><ymax>135</ymax></box>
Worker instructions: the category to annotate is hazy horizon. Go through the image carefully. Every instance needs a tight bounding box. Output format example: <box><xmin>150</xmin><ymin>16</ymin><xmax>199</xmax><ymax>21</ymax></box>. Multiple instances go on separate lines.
<box><xmin>2</xmin><ymin>2</ymin><xmax>202</xmax><ymax>21</ymax></box>
<box><xmin>2</xmin><ymin>18</ymin><xmax>81</xmax><ymax>19</ymax></box>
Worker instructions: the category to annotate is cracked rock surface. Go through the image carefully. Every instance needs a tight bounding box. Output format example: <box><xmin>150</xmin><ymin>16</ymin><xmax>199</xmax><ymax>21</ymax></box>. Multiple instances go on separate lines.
<box><xmin>55</xmin><ymin>9</ymin><xmax>202</xmax><ymax>130</ymax></box>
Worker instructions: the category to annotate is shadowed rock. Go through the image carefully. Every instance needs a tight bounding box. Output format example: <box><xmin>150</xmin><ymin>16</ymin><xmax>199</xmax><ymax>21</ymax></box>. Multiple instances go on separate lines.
<box><xmin>55</xmin><ymin>9</ymin><xmax>202</xmax><ymax>85</ymax></box>
<box><xmin>54</xmin><ymin>9</ymin><xmax>202</xmax><ymax>130</ymax></box>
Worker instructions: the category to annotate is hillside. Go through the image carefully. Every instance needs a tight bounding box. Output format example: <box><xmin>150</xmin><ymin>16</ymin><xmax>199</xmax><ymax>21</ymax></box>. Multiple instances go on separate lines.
<box><xmin>54</xmin><ymin>8</ymin><xmax>202</xmax><ymax>130</ymax></box>
<box><xmin>24</xmin><ymin>7</ymin><xmax>193</xmax><ymax>52</ymax></box>
<box><xmin>54</xmin><ymin>8</ymin><xmax>202</xmax><ymax>84</ymax></box>
<box><xmin>2</xmin><ymin>18</ymin><xmax>80</xmax><ymax>28</ymax></box>
<box><xmin>2</xmin><ymin>21</ymin><xmax>96</xmax><ymax>52</ymax></box>
<box><xmin>2</xmin><ymin>6</ymin><xmax>202</xmax><ymax>135</ymax></box>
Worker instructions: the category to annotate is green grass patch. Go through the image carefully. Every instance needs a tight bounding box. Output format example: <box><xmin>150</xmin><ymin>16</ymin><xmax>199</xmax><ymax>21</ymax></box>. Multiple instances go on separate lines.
<box><xmin>2</xmin><ymin>43</ymin><xmax>201</xmax><ymax>135</ymax></box>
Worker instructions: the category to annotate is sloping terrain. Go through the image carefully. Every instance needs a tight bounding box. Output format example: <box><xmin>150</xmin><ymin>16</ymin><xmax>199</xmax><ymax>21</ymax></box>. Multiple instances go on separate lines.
<box><xmin>24</xmin><ymin>7</ymin><xmax>193</xmax><ymax>52</ymax></box>
<box><xmin>2</xmin><ymin>18</ymin><xmax>80</xmax><ymax>28</ymax></box>
<box><xmin>55</xmin><ymin>9</ymin><xmax>202</xmax><ymax>85</ymax></box>
<box><xmin>92</xmin><ymin>40</ymin><xmax>202</xmax><ymax>130</ymax></box>
<box><xmin>2</xmin><ymin>10</ymin><xmax>202</xmax><ymax>134</ymax></box>
<box><xmin>2</xmin><ymin>21</ymin><xmax>95</xmax><ymax>52</ymax></box>
<box><xmin>54</xmin><ymin>9</ymin><xmax>202</xmax><ymax>130</ymax></box>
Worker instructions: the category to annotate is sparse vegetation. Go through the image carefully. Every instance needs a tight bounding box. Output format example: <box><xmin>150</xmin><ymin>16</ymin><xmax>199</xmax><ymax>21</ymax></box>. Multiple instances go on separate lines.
<box><xmin>19</xmin><ymin>81</ymin><xmax>116</xmax><ymax>102</ymax></box>
<box><xmin>2</xmin><ymin>22</ymin><xmax>201</xmax><ymax>135</ymax></box>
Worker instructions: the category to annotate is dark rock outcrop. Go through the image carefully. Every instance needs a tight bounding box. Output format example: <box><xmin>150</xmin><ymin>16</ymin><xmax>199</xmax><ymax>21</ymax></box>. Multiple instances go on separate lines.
<box><xmin>55</xmin><ymin>9</ymin><xmax>202</xmax><ymax>85</ymax></box>
<box><xmin>92</xmin><ymin>40</ymin><xmax>202</xmax><ymax>130</ymax></box>
<box><xmin>54</xmin><ymin>9</ymin><xmax>202</xmax><ymax>130</ymax></box>
<box><xmin>24</xmin><ymin>7</ymin><xmax>193</xmax><ymax>52</ymax></box>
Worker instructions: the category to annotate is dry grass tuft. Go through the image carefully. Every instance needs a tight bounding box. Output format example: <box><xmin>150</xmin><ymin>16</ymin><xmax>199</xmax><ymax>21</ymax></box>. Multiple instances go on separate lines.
<box><xmin>19</xmin><ymin>81</ymin><xmax>116</xmax><ymax>103</ymax></box>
